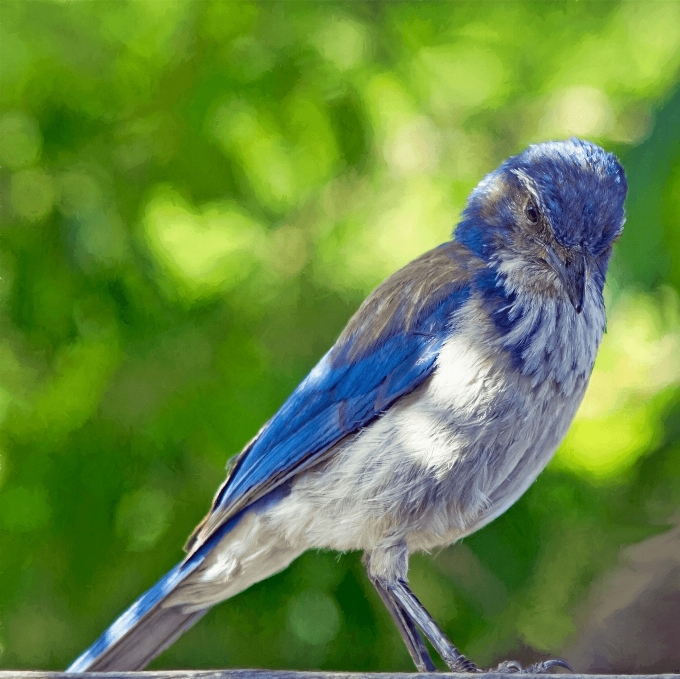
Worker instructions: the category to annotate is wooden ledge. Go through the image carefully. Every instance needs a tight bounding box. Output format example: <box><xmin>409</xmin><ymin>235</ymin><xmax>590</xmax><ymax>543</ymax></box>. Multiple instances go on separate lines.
<box><xmin>1</xmin><ymin>671</ymin><xmax>679</xmax><ymax>679</ymax></box>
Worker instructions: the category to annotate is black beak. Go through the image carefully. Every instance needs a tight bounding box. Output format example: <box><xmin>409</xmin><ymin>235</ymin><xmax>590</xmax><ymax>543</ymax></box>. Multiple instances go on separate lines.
<box><xmin>546</xmin><ymin>245</ymin><xmax>588</xmax><ymax>313</ymax></box>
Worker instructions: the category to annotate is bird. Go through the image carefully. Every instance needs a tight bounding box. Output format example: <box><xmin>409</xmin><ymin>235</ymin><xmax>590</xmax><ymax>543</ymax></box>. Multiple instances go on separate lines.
<box><xmin>67</xmin><ymin>138</ymin><xmax>627</xmax><ymax>674</ymax></box>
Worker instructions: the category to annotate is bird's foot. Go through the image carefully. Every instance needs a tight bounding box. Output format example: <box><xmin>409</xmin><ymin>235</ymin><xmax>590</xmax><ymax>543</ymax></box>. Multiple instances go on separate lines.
<box><xmin>489</xmin><ymin>659</ymin><xmax>572</xmax><ymax>674</ymax></box>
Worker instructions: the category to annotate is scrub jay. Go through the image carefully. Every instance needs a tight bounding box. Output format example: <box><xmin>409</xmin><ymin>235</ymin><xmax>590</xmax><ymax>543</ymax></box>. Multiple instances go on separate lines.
<box><xmin>67</xmin><ymin>138</ymin><xmax>627</xmax><ymax>673</ymax></box>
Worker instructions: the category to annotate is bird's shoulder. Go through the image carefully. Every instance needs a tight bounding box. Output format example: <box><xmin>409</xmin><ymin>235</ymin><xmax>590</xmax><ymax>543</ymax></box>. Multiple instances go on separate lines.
<box><xmin>331</xmin><ymin>240</ymin><xmax>484</xmax><ymax>365</ymax></box>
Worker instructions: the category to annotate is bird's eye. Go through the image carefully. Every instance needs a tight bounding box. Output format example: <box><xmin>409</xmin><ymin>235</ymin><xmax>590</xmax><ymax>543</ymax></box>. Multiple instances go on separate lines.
<box><xmin>525</xmin><ymin>200</ymin><xmax>539</xmax><ymax>225</ymax></box>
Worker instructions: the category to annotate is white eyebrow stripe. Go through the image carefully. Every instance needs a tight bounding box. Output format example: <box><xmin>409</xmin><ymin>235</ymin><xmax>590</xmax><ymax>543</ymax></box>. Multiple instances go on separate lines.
<box><xmin>510</xmin><ymin>168</ymin><xmax>542</xmax><ymax>202</ymax></box>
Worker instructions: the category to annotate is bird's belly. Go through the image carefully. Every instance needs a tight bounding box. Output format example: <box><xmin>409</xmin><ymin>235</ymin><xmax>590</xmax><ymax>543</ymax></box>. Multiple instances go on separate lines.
<box><xmin>405</xmin><ymin>375</ymin><xmax>584</xmax><ymax>552</ymax></box>
<box><xmin>286</xmin><ymin>334</ymin><xmax>589</xmax><ymax>555</ymax></box>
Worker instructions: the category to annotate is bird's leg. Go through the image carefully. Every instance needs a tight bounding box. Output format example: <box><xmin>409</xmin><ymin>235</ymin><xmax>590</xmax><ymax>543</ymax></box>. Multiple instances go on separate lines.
<box><xmin>367</xmin><ymin>572</ymin><xmax>436</xmax><ymax>672</ymax></box>
<box><xmin>387</xmin><ymin>578</ymin><xmax>479</xmax><ymax>673</ymax></box>
<box><xmin>388</xmin><ymin>580</ymin><xmax>571</xmax><ymax>674</ymax></box>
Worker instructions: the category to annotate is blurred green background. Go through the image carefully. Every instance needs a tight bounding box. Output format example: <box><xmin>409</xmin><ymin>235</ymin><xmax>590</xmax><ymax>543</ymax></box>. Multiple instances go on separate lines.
<box><xmin>1</xmin><ymin>0</ymin><xmax>680</xmax><ymax>672</ymax></box>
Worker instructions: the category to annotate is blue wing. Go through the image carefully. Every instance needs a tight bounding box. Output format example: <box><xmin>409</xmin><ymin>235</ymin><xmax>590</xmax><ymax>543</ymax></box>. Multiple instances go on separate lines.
<box><xmin>187</xmin><ymin>242</ymin><xmax>478</xmax><ymax>551</ymax></box>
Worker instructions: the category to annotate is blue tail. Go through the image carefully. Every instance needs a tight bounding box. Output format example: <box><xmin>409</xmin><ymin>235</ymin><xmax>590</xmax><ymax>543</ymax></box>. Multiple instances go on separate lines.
<box><xmin>67</xmin><ymin>512</ymin><xmax>243</xmax><ymax>672</ymax></box>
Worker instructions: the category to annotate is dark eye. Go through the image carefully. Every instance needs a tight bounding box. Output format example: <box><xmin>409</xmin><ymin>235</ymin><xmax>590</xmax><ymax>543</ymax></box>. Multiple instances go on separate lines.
<box><xmin>525</xmin><ymin>200</ymin><xmax>539</xmax><ymax>225</ymax></box>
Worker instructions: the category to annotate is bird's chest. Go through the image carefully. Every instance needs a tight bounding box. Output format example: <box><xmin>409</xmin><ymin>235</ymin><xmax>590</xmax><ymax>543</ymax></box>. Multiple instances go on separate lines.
<box><xmin>402</xmin><ymin>297</ymin><xmax>603</xmax><ymax>540</ymax></box>
<box><xmin>433</xmin><ymin>293</ymin><xmax>602</xmax><ymax>439</ymax></box>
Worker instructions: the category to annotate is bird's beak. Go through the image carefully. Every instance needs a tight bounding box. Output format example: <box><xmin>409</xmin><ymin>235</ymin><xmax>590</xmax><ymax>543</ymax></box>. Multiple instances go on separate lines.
<box><xmin>545</xmin><ymin>244</ymin><xmax>588</xmax><ymax>313</ymax></box>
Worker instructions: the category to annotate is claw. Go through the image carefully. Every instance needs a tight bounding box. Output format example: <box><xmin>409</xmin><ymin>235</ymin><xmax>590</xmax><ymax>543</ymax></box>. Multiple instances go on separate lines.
<box><xmin>525</xmin><ymin>659</ymin><xmax>573</xmax><ymax>674</ymax></box>
<box><xmin>451</xmin><ymin>655</ymin><xmax>481</xmax><ymax>673</ymax></box>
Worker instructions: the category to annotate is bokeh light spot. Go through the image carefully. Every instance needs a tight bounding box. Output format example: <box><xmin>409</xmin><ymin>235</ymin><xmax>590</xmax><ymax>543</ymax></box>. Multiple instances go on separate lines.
<box><xmin>287</xmin><ymin>589</ymin><xmax>341</xmax><ymax>646</ymax></box>
<box><xmin>0</xmin><ymin>111</ymin><xmax>41</xmax><ymax>170</ymax></box>
<box><xmin>115</xmin><ymin>487</ymin><xmax>174</xmax><ymax>552</ymax></box>
<box><xmin>540</xmin><ymin>86</ymin><xmax>615</xmax><ymax>138</ymax></box>
<box><xmin>10</xmin><ymin>169</ymin><xmax>54</xmax><ymax>221</ymax></box>
<box><xmin>313</xmin><ymin>15</ymin><xmax>368</xmax><ymax>71</ymax></box>
<box><xmin>384</xmin><ymin>116</ymin><xmax>441</xmax><ymax>177</ymax></box>
<box><xmin>144</xmin><ymin>188</ymin><xmax>265</xmax><ymax>300</ymax></box>
<box><xmin>415</xmin><ymin>44</ymin><xmax>506</xmax><ymax>115</ymax></box>
<box><xmin>211</xmin><ymin>101</ymin><xmax>296</xmax><ymax>211</ymax></box>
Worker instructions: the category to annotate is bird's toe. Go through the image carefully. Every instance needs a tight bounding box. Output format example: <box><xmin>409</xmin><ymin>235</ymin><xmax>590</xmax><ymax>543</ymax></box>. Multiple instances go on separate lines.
<box><xmin>523</xmin><ymin>659</ymin><xmax>573</xmax><ymax>674</ymax></box>
<box><xmin>454</xmin><ymin>656</ymin><xmax>481</xmax><ymax>673</ymax></box>
<box><xmin>488</xmin><ymin>658</ymin><xmax>572</xmax><ymax>674</ymax></box>
<box><xmin>490</xmin><ymin>660</ymin><xmax>523</xmax><ymax>673</ymax></box>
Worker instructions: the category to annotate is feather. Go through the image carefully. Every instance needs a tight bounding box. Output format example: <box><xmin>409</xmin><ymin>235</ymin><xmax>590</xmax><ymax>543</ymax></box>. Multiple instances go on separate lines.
<box><xmin>187</xmin><ymin>242</ymin><xmax>480</xmax><ymax>552</ymax></box>
<box><xmin>67</xmin><ymin>507</ymin><xmax>246</xmax><ymax>672</ymax></box>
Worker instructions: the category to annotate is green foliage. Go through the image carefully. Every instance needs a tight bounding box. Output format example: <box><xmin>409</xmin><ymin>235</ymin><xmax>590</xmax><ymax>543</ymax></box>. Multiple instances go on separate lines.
<box><xmin>0</xmin><ymin>0</ymin><xmax>679</xmax><ymax>671</ymax></box>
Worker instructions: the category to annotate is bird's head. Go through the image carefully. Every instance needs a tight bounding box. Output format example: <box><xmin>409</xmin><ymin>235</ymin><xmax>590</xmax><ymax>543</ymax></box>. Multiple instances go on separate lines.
<box><xmin>455</xmin><ymin>138</ymin><xmax>627</xmax><ymax>312</ymax></box>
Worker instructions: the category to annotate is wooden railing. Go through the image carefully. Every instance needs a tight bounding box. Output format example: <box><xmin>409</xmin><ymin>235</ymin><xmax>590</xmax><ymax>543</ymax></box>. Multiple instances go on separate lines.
<box><xmin>2</xmin><ymin>672</ymin><xmax>679</xmax><ymax>679</ymax></box>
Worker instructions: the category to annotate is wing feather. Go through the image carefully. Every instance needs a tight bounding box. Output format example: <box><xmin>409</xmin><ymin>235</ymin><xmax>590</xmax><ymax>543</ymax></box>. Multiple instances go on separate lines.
<box><xmin>186</xmin><ymin>241</ymin><xmax>481</xmax><ymax>553</ymax></box>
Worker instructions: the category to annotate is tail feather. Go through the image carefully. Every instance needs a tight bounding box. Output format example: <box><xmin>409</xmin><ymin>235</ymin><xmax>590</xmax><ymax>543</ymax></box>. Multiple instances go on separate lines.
<box><xmin>66</xmin><ymin>559</ymin><xmax>205</xmax><ymax>672</ymax></box>
<box><xmin>70</xmin><ymin>602</ymin><xmax>208</xmax><ymax>671</ymax></box>
<box><xmin>67</xmin><ymin>511</ymin><xmax>245</xmax><ymax>672</ymax></box>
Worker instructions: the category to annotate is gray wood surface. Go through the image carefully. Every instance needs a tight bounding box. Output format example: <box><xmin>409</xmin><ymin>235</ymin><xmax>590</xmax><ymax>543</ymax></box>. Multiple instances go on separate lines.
<box><xmin>1</xmin><ymin>672</ymin><xmax>679</xmax><ymax>679</ymax></box>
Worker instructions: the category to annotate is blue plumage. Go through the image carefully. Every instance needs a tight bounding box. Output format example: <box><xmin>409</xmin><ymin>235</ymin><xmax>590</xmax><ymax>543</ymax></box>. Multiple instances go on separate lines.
<box><xmin>67</xmin><ymin>139</ymin><xmax>627</xmax><ymax>674</ymax></box>
<box><xmin>211</xmin><ymin>293</ymin><xmax>464</xmax><ymax>510</ymax></box>
<box><xmin>188</xmin><ymin>242</ymin><xmax>473</xmax><ymax>550</ymax></box>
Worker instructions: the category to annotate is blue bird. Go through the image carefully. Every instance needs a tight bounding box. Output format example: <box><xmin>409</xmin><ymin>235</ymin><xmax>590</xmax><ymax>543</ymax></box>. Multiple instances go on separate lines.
<box><xmin>67</xmin><ymin>138</ymin><xmax>627</xmax><ymax>673</ymax></box>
